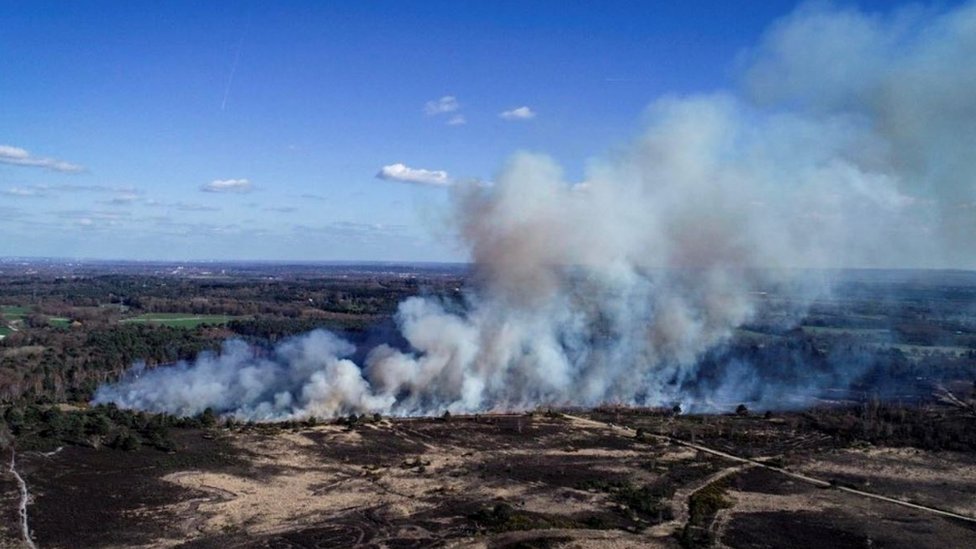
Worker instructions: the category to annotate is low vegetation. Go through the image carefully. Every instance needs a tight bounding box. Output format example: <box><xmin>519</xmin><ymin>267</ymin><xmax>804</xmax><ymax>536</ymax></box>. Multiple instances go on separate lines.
<box><xmin>681</xmin><ymin>478</ymin><xmax>732</xmax><ymax>548</ymax></box>
<box><xmin>802</xmin><ymin>399</ymin><xmax>976</xmax><ymax>452</ymax></box>
<box><xmin>471</xmin><ymin>503</ymin><xmax>578</xmax><ymax>532</ymax></box>
<box><xmin>576</xmin><ymin>478</ymin><xmax>674</xmax><ymax>523</ymax></box>
<box><xmin>2</xmin><ymin>404</ymin><xmax>178</xmax><ymax>452</ymax></box>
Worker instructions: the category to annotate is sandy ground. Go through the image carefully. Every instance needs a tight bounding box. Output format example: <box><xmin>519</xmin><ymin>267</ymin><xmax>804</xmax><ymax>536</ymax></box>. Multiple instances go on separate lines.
<box><xmin>140</xmin><ymin>418</ymin><xmax>692</xmax><ymax>547</ymax></box>
<box><xmin>796</xmin><ymin>446</ymin><xmax>976</xmax><ymax>516</ymax></box>
<box><xmin>5</xmin><ymin>413</ymin><xmax>976</xmax><ymax>548</ymax></box>
<box><xmin>161</xmin><ymin>426</ymin><xmax>431</xmax><ymax>539</ymax></box>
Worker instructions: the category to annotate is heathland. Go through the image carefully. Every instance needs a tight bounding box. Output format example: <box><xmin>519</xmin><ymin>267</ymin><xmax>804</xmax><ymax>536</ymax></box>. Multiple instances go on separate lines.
<box><xmin>1</xmin><ymin>260</ymin><xmax>975</xmax><ymax>548</ymax></box>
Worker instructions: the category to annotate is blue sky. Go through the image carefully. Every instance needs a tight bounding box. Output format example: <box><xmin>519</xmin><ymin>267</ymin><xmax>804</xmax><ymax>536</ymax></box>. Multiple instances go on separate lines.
<box><xmin>0</xmin><ymin>0</ymin><xmax>941</xmax><ymax>261</ymax></box>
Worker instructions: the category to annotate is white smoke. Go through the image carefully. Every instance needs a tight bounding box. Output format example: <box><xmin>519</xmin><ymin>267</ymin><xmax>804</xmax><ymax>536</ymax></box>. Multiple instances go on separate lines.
<box><xmin>94</xmin><ymin>2</ymin><xmax>976</xmax><ymax>419</ymax></box>
<box><xmin>96</xmin><ymin>332</ymin><xmax>393</xmax><ymax>420</ymax></box>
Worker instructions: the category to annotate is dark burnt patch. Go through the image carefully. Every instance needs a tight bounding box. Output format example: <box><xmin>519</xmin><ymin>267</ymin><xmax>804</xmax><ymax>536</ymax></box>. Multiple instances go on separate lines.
<box><xmin>476</xmin><ymin>453</ymin><xmax>639</xmax><ymax>490</ymax></box>
<box><xmin>303</xmin><ymin>427</ymin><xmax>429</xmax><ymax>466</ymax></box>
<box><xmin>391</xmin><ymin>415</ymin><xmax>571</xmax><ymax>450</ymax></box>
<box><xmin>723</xmin><ymin>510</ymin><xmax>867</xmax><ymax>549</ymax></box>
<box><xmin>723</xmin><ymin>508</ymin><xmax>976</xmax><ymax>549</ymax></box>
<box><xmin>20</xmin><ymin>429</ymin><xmax>257</xmax><ymax>549</ymax></box>
<box><xmin>729</xmin><ymin>466</ymin><xmax>815</xmax><ymax>495</ymax></box>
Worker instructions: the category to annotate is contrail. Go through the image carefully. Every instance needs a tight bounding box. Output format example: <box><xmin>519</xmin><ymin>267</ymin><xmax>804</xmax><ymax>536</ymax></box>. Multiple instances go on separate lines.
<box><xmin>221</xmin><ymin>11</ymin><xmax>251</xmax><ymax>111</ymax></box>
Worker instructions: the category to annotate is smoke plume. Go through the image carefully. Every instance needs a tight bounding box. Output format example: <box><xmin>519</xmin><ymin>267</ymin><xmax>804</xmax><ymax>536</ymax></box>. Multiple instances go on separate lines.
<box><xmin>94</xmin><ymin>2</ymin><xmax>976</xmax><ymax>419</ymax></box>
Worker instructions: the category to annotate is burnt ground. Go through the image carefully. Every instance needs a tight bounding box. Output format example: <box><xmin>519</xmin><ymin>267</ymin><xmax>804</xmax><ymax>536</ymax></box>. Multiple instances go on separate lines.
<box><xmin>717</xmin><ymin>457</ymin><xmax>976</xmax><ymax>548</ymax></box>
<box><xmin>722</xmin><ymin>507</ymin><xmax>976</xmax><ymax>549</ymax></box>
<box><xmin>10</xmin><ymin>430</ymin><xmax>259</xmax><ymax>548</ymax></box>
<box><xmin>0</xmin><ymin>410</ymin><xmax>974</xmax><ymax>548</ymax></box>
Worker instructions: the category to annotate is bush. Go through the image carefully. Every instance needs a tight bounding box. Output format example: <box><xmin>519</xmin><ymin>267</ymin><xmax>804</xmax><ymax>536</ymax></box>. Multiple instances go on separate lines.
<box><xmin>199</xmin><ymin>407</ymin><xmax>217</xmax><ymax>428</ymax></box>
<box><xmin>681</xmin><ymin>479</ymin><xmax>732</xmax><ymax>548</ymax></box>
<box><xmin>470</xmin><ymin>502</ymin><xmax>583</xmax><ymax>532</ymax></box>
<box><xmin>576</xmin><ymin>478</ymin><xmax>673</xmax><ymax>522</ymax></box>
<box><xmin>111</xmin><ymin>431</ymin><xmax>141</xmax><ymax>452</ymax></box>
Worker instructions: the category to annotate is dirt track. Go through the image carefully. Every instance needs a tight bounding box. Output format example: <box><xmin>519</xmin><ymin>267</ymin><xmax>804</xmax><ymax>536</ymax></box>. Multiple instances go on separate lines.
<box><xmin>563</xmin><ymin>413</ymin><xmax>976</xmax><ymax>525</ymax></box>
<box><xmin>7</xmin><ymin>449</ymin><xmax>36</xmax><ymax>549</ymax></box>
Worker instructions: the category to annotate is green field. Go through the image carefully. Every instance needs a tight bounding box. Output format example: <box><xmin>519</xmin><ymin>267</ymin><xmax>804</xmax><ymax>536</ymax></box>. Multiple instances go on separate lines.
<box><xmin>120</xmin><ymin>313</ymin><xmax>241</xmax><ymax>328</ymax></box>
<box><xmin>801</xmin><ymin>326</ymin><xmax>891</xmax><ymax>338</ymax></box>
<box><xmin>6</xmin><ymin>306</ymin><xmax>238</xmax><ymax>329</ymax></box>
<box><xmin>734</xmin><ymin>328</ymin><xmax>783</xmax><ymax>342</ymax></box>
<box><xmin>891</xmin><ymin>343</ymin><xmax>973</xmax><ymax>357</ymax></box>
<box><xmin>1</xmin><ymin>305</ymin><xmax>29</xmax><ymax>319</ymax></box>
<box><xmin>3</xmin><ymin>306</ymin><xmax>75</xmax><ymax>328</ymax></box>
<box><xmin>0</xmin><ymin>326</ymin><xmax>11</xmax><ymax>338</ymax></box>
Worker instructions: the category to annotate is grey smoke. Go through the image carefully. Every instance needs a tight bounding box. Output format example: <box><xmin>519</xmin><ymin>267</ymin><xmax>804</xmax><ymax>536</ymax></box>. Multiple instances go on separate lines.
<box><xmin>94</xmin><ymin>2</ymin><xmax>976</xmax><ymax>419</ymax></box>
<box><xmin>99</xmin><ymin>332</ymin><xmax>393</xmax><ymax>420</ymax></box>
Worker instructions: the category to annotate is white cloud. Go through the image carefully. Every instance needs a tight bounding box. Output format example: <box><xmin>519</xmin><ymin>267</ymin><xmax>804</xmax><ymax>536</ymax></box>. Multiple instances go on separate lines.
<box><xmin>572</xmin><ymin>181</ymin><xmax>593</xmax><ymax>193</ymax></box>
<box><xmin>2</xmin><ymin>187</ymin><xmax>43</xmax><ymax>197</ymax></box>
<box><xmin>0</xmin><ymin>145</ymin><xmax>84</xmax><ymax>173</ymax></box>
<box><xmin>424</xmin><ymin>96</ymin><xmax>460</xmax><ymax>115</ymax></box>
<box><xmin>376</xmin><ymin>163</ymin><xmax>451</xmax><ymax>187</ymax></box>
<box><xmin>201</xmin><ymin>178</ymin><xmax>253</xmax><ymax>193</ymax></box>
<box><xmin>45</xmin><ymin>183</ymin><xmax>123</xmax><ymax>193</ymax></box>
<box><xmin>176</xmin><ymin>201</ymin><xmax>220</xmax><ymax>212</ymax></box>
<box><xmin>499</xmin><ymin>106</ymin><xmax>536</xmax><ymax>120</ymax></box>
<box><xmin>103</xmin><ymin>191</ymin><xmax>141</xmax><ymax>205</ymax></box>
<box><xmin>1</xmin><ymin>183</ymin><xmax>145</xmax><ymax>202</ymax></box>
<box><xmin>294</xmin><ymin>221</ymin><xmax>411</xmax><ymax>242</ymax></box>
<box><xmin>447</xmin><ymin>114</ymin><xmax>467</xmax><ymax>126</ymax></box>
<box><xmin>55</xmin><ymin>209</ymin><xmax>130</xmax><ymax>220</ymax></box>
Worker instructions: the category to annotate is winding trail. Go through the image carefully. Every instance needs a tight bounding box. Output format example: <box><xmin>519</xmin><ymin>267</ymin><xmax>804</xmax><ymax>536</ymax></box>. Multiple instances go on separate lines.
<box><xmin>27</xmin><ymin>447</ymin><xmax>62</xmax><ymax>460</ymax></box>
<box><xmin>166</xmin><ymin>471</ymin><xmax>238</xmax><ymax>534</ymax></box>
<box><xmin>561</xmin><ymin>413</ymin><xmax>976</xmax><ymax>526</ymax></box>
<box><xmin>647</xmin><ymin>463</ymin><xmax>754</xmax><ymax>539</ymax></box>
<box><xmin>8</xmin><ymin>449</ymin><xmax>37</xmax><ymax>549</ymax></box>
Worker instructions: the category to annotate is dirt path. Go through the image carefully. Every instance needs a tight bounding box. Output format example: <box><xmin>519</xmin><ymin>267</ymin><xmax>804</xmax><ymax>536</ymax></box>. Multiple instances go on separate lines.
<box><xmin>166</xmin><ymin>471</ymin><xmax>239</xmax><ymax>534</ymax></box>
<box><xmin>8</xmin><ymin>450</ymin><xmax>37</xmax><ymax>549</ymax></box>
<box><xmin>561</xmin><ymin>413</ymin><xmax>976</xmax><ymax>525</ymax></box>
<box><xmin>449</xmin><ymin>526</ymin><xmax>666</xmax><ymax>549</ymax></box>
<box><xmin>648</xmin><ymin>463</ymin><xmax>754</xmax><ymax>540</ymax></box>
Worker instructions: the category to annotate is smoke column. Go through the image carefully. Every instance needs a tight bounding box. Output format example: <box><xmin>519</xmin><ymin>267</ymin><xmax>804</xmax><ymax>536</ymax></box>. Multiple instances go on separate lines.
<box><xmin>94</xmin><ymin>2</ymin><xmax>976</xmax><ymax>420</ymax></box>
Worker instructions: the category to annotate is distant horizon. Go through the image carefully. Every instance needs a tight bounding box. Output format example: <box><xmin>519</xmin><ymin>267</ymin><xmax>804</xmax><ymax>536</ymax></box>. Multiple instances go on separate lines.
<box><xmin>3</xmin><ymin>255</ymin><xmax>976</xmax><ymax>277</ymax></box>
<box><xmin>0</xmin><ymin>256</ymin><xmax>469</xmax><ymax>266</ymax></box>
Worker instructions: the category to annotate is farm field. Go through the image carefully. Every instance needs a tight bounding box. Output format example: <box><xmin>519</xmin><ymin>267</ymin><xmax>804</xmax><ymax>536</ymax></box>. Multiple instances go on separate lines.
<box><xmin>119</xmin><ymin>313</ymin><xmax>245</xmax><ymax>328</ymax></box>
<box><xmin>0</xmin><ymin>305</ymin><xmax>28</xmax><ymax>319</ymax></box>
<box><xmin>800</xmin><ymin>326</ymin><xmax>891</xmax><ymax>338</ymax></box>
<box><xmin>3</xmin><ymin>305</ymin><xmax>95</xmax><ymax>330</ymax></box>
